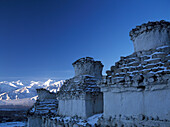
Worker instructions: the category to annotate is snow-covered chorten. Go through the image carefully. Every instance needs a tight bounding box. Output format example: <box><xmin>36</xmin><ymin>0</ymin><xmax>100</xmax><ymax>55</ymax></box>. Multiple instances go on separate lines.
<box><xmin>57</xmin><ymin>57</ymin><xmax>104</xmax><ymax>119</ymax></box>
<box><xmin>72</xmin><ymin>57</ymin><xmax>103</xmax><ymax>79</ymax></box>
<box><xmin>129</xmin><ymin>20</ymin><xmax>170</xmax><ymax>52</ymax></box>
<box><xmin>98</xmin><ymin>20</ymin><xmax>170</xmax><ymax>127</ymax></box>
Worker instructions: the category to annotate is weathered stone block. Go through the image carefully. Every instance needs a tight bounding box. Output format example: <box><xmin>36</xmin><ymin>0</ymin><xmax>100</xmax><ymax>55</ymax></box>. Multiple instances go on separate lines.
<box><xmin>164</xmin><ymin>61</ymin><xmax>170</xmax><ymax>67</ymax></box>
<box><xmin>146</xmin><ymin>58</ymin><xmax>161</xmax><ymax>64</ymax></box>
<box><xmin>110</xmin><ymin>66</ymin><xmax>117</xmax><ymax>71</ymax></box>
<box><xmin>144</xmin><ymin>64</ymin><xmax>156</xmax><ymax>69</ymax></box>
<box><xmin>36</xmin><ymin>88</ymin><xmax>56</xmax><ymax>101</ymax></box>
<box><xmin>161</xmin><ymin>55</ymin><xmax>170</xmax><ymax>62</ymax></box>
<box><xmin>106</xmin><ymin>70</ymin><xmax>112</xmax><ymax>76</ymax></box>
<box><xmin>141</xmin><ymin>56</ymin><xmax>150</xmax><ymax>61</ymax></box>
<box><xmin>152</xmin><ymin>53</ymin><xmax>167</xmax><ymax>59</ymax></box>
<box><xmin>72</xmin><ymin>57</ymin><xmax>103</xmax><ymax>79</ymax></box>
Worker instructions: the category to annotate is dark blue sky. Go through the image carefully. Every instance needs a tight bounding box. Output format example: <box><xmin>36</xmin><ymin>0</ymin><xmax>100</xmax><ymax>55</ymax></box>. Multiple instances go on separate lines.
<box><xmin>0</xmin><ymin>0</ymin><xmax>170</xmax><ymax>81</ymax></box>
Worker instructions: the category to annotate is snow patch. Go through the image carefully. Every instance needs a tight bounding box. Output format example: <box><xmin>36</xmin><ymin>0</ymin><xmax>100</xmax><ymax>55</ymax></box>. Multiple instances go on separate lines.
<box><xmin>87</xmin><ymin>113</ymin><xmax>103</xmax><ymax>126</ymax></box>
<box><xmin>0</xmin><ymin>121</ymin><xmax>26</xmax><ymax>127</ymax></box>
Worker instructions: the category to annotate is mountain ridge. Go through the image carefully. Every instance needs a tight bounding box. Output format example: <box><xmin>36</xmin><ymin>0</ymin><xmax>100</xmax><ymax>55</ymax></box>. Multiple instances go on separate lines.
<box><xmin>0</xmin><ymin>79</ymin><xmax>64</xmax><ymax>108</ymax></box>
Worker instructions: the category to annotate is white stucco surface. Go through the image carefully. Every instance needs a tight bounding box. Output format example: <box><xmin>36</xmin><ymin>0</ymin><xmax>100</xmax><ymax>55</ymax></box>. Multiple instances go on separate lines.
<box><xmin>58</xmin><ymin>93</ymin><xmax>103</xmax><ymax>118</ymax></box>
<box><xmin>58</xmin><ymin>99</ymin><xmax>86</xmax><ymax>118</ymax></box>
<box><xmin>104</xmin><ymin>88</ymin><xmax>170</xmax><ymax>120</ymax></box>
<box><xmin>85</xmin><ymin>93</ymin><xmax>103</xmax><ymax>117</ymax></box>
<box><xmin>27</xmin><ymin>116</ymin><xmax>42</xmax><ymax>127</ymax></box>
<box><xmin>133</xmin><ymin>29</ymin><xmax>170</xmax><ymax>52</ymax></box>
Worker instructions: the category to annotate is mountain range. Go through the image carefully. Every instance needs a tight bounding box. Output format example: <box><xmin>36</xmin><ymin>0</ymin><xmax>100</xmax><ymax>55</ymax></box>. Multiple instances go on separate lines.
<box><xmin>0</xmin><ymin>79</ymin><xmax>64</xmax><ymax>108</ymax></box>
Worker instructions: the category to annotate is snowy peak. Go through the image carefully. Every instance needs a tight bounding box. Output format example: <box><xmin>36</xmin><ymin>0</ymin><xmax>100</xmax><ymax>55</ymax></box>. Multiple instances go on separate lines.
<box><xmin>44</xmin><ymin>79</ymin><xmax>54</xmax><ymax>86</ymax></box>
<box><xmin>0</xmin><ymin>81</ymin><xmax>24</xmax><ymax>94</ymax></box>
<box><xmin>11</xmin><ymin>80</ymin><xmax>24</xmax><ymax>86</ymax></box>
<box><xmin>0</xmin><ymin>79</ymin><xmax>64</xmax><ymax>101</ymax></box>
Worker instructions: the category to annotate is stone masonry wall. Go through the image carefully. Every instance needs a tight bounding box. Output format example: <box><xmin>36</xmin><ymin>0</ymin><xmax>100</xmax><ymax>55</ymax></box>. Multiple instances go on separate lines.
<box><xmin>104</xmin><ymin>45</ymin><xmax>170</xmax><ymax>87</ymax></box>
<box><xmin>36</xmin><ymin>88</ymin><xmax>56</xmax><ymax>101</ymax></box>
<box><xmin>27</xmin><ymin>20</ymin><xmax>170</xmax><ymax>127</ymax></box>
<box><xmin>57</xmin><ymin>75</ymin><xmax>103</xmax><ymax>119</ymax></box>
<box><xmin>72</xmin><ymin>57</ymin><xmax>103</xmax><ymax>79</ymax></box>
<box><xmin>57</xmin><ymin>57</ymin><xmax>103</xmax><ymax>119</ymax></box>
<box><xmin>99</xmin><ymin>35</ymin><xmax>170</xmax><ymax>126</ymax></box>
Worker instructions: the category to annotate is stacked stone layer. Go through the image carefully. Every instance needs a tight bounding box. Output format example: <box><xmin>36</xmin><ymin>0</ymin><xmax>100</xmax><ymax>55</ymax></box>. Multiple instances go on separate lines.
<box><xmin>102</xmin><ymin>45</ymin><xmax>170</xmax><ymax>91</ymax></box>
<box><xmin>58</xmin><ymin>75</ymin><xmax>101</xmax><ymax>100</ymax></box>
<box><xmin>72</xmin><ymin>57</ymin><xmax>102</xmax><ymax>66</ymax></box>
<box><xmin>27</xmin><ymin>20</ymin><xmax>170</xmax><ymax>127</ymax></box>
<box><xmin>28</xmin><ymin>99</ymin><xmax>58</xmax><ymax>116</ymax></box>
<box><xmin>57</xmin><ymin>57</ymin><xmax>103</xmax><ymax>119</ymax></box>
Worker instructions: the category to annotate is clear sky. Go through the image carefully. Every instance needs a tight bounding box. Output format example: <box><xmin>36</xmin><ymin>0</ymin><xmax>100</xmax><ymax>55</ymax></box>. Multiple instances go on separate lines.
<box><xmin>0</xmin><ymin>0</ymin><xmax>170</xmax><ymax>82</ymax></box>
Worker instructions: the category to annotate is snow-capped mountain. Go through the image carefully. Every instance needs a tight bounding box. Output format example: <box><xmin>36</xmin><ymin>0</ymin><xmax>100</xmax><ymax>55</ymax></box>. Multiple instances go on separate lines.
<box><xmin>0</xmin><ymin>80</ymin><xmax>24</xmax><ymax>94</ymax></box>
<box><xmin>0</xmin><ymin>79</ymin><xmax>64</xmax><ymax>101</ymax></box>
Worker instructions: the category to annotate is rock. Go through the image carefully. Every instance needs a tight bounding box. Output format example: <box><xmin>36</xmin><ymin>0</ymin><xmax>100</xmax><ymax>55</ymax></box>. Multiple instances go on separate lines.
<box><xmin>152</xmin><ymin>53</ymin><xmax>167</xmax><ymax>59</ymax></box>
<box><xmin>149</xmin><ymin>116</ymin><xmax>154</xmax><ymax>120</ymax></box>
<box><xmin>128</xmin><ymin>61</ymin><xmax>140</xmax><ymax>66</ymax></box>
<box><xmin>86</xmin><ymin>123</ymin><xmax>92</xmax><ymax>127</ymax></box>
<box><xmin>138</xmin><ymin>114</ymin><xmax>145</xmax><ymax>121</ymax></box>
<box><xmin>73</xmin><ymin>124</ymin><xmax>79</xmax><ymax>127</ymax></box>
<box><xmin>141</xmin><ymin>56</ymin><xmax>150</xmax><ymax>61</ymax></box>
<box><xmin>148</xmin><ymin>77</ymin><xmax>155</xmax><ymax>83</ymax></box>
<box><xmin>111</xmin><ymin>66</ymin><xmax>117</xmax><ymax>71</ymax></box>
<box><xmin>164</xmin><ymin>61</ymin><xmax>170</xmax><ymax>67</ymax></box>
<box><xmin>106</xmin><ymin>70</ymin><xmax>112</xmax><ymax>76</ymax></box>
<box><xmin>125</xmin><ymin>76</ymin><xmax>131</xmax><ymax>82</ymax></box>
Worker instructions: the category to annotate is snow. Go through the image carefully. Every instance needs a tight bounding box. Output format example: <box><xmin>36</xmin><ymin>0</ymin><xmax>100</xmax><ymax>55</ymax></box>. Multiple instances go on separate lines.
<box><xmin>0</xmin><ymin>79</ymin><xmax>64</xmax><ymax>101</ymax></box>
<box><xmin>75</xmin><ymin>113</ymin><xmax>102</xmax><ymax>126</ymax></box>
<box><xmin>82</xmin><ymin>75</ymin><xmax>95</xmax><ymax>78</ymax></box>
<box><xmin>112</xmin><ymin>77</ymin><xmax>124</xmax><ymax>79</ymax></box>
<box><xmin>30</xmin><ymin>81</ymin><xmax>40</xmax><ymax>86</ymax></box>
<box><xmin>9</xmin><ymin>83</ymin><xmax>17</xmax><ymax>88</ymax></box>
<box><xmin>44</xmin><ymin>79</ymin><xmax>53</xmax><ymax>86</ymax></box>
<box><xmin>144</xmin><ymin>57</ymin><xmax>160</xmax><ymax>62</ymax></box>
<box><xmin>31</xmin><ymin>95</ymin><xmax>38</xmax><ymax>100</ymax></box>
<box><xmin>12</xmin><ymin>80</ymin><xmax>24</xmax><ymax>86</ymax></box>
<box><xmin>87</xmin><ymin>113</ymin><xmax>102</xmax><ymax>126</ymax></box>
<box><xmin>0</xmin><ymin>121</ymin><xmax>26</xmax><ymax>127</ymax></box>
<box><xmin>50</xmin><ymin>89</ymin><xmax>57</xmax><ymax>93</ymax></box>
<box><xmin>156</xmin><ymin>45</ymin><xmax>170</xmax><ymax>49</ymax></box>
<box><xmin>6</xmin><ymin>94</ymin><xmax>11</xmax><ymax>100</ymax></box>
<box><xmin>52</xmin><ymin>113</ymin><xmax>103</xmax><ymax>127</ymax></box>
<box><xmin>151</xmin><ymin>51</ymin><xmax>165</xmax><ymax>55</ymax></box>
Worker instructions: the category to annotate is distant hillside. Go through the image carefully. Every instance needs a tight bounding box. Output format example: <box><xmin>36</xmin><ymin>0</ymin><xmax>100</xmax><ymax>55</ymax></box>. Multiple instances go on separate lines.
<box><xmin>0</xmin><ymin>79</ymin><xmax>64</xmax><ymax>108</ymax></box>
